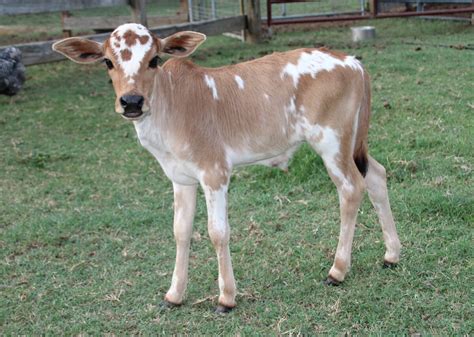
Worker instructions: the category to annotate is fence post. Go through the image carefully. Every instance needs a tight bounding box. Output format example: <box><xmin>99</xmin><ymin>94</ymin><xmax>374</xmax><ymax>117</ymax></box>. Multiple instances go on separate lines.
<box><xmin>130</xmin><ymin>0</ymin><xmax>148</xmax><ymax>27</ymax></box>
<box><xmin>211</xmin><ymin>0</ymin><xmax>217</xmax><ymax>19</ymax></box>
<box><xmin>187</xmin><ymin>0</ymin><xmax>194</xmax><ymax>22</ymax></box>
<box><xmin>370</xmin><ymin>0</ymin><xmax>378</xmax><ymax>18</ymax></box>
<box><xmin>179</xmin><ymin>0</ymin><xmax>189</xmax><ymax>21</ymax></box>
<box><xmin>61</xmin><ymin>11</ymin><xmax>72</xmax><ymax>37</ymax></box>
<box><xmin>245</xmin><ymin>0</ymin><xmax>262</xmax><ymax>43</ymax></box>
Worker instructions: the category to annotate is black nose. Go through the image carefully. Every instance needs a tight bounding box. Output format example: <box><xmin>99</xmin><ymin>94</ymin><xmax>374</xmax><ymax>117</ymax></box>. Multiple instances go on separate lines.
<box><xmin>120</xmin><ymin>95</ymin><xmax>144</xmax><ymax>111</ymax></box>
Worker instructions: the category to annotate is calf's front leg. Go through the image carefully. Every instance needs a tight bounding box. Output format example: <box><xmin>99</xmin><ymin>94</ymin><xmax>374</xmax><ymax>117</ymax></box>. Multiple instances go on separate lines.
<box><xmin>164</xmin><ymin>183</ymin><xmax>197</xmax><ymax>306</ymax></box>
<box><xmin>202</xmin><ymin>182</ymin><xmax>237</xmax><ymax>313</ymax></box>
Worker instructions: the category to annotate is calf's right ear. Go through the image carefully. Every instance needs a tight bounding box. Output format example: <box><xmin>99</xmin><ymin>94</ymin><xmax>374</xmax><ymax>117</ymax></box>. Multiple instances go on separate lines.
<box><xmin>52</xmin><ymin>38</ymin><xmax>103</xmax><ymax>64</ymax></box>
<box><xmin>160</xmin><ymin>31</ymin><xmax>206</xmax><ymax>58</ymax></box>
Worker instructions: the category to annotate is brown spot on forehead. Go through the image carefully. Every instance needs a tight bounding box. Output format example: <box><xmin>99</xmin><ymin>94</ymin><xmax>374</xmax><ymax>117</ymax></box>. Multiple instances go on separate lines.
<box><xmin>112</xmin><ymin>31</ymin><xmax>121</xmax><ymax>41</ymax></box>
<box><xmin>139</xmin><ymin>35</ymin><xmax>149</xmax><ymax>45</ymax></box>
<box><xmin>121</xmin><ymin>49</ymin><xmax>132</xmax><ymax>61</ymax></box>
<box><xmin>123</xmin><ymin>30</ymin><xmax>139</xmax><ymax>47</ymax></box>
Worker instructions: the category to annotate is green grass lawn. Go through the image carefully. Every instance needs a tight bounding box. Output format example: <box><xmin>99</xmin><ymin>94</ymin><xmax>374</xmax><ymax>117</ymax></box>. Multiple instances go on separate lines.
<box><xmin>1</xmin><ymin>18</ymin><xmax>473</xmax><ymax>334</ymax></box>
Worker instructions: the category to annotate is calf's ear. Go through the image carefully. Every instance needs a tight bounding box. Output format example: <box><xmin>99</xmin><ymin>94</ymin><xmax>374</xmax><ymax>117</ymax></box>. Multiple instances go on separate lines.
<box><xmin>53</xmin><ymin>38</ymin><xmax>103</xmax><ymax>64</ymax></box>
<box><xmin>160</xmin><ymin>31</ymin><xmax>206</xmax><ymax>58</ymax></box>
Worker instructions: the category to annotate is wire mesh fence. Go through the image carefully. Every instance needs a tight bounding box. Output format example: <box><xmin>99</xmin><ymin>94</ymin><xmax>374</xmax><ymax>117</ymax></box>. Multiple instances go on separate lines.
<box><xmin>187</xmin><ymin>0</ymin><xmax>241</xmax><ymax>21</ymax></box>
<box><xmin>187</xmin><ymin>0</ymin><xmax>367</xmax><ymax>22</ymax></box>
<box><xmin>186</xmin><ymin>0</ymin><xmax>472</xmax><ymax>24</ymax></box>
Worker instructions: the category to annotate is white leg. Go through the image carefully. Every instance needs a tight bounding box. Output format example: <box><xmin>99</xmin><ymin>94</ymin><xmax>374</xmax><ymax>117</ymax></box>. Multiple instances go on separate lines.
<box><xmin>164</xmin><ymin>183</ymin><xmax>197</xmax><ymax>305</ymax></box>
<box><xmin>327</xmin><ymin>169</ymin><xmax>365</xmax><ymax>283</ymax></box>
<box><xmin>365</xmin><ymin>156</ymin><xmax>401</xmax><ymax>265</ymax></box>
<box><xmin>202</xmin><ymin>182</ymin><xmax>236</xmax><ymax>311</ymax></box>
<box><xmin>307</xmin><ymin>129</ymin><xmax>365</xmax><ymax>284</ymax></box>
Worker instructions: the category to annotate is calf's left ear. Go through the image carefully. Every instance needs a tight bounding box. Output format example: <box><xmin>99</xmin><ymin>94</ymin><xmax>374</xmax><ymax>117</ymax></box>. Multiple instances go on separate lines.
<box><xmin>52</xmin><ymin>38</ymin><xmax>103</xmax><ymax>64</ymax></box>
<box><xmin>160</xmin><ymin>31</ymin><xmax>206</xmax><ymax>58</ymax></box>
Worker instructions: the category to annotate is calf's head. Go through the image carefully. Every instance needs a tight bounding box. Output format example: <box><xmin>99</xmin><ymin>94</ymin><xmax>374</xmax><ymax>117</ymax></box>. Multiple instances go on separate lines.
<box><xmin>53</xmin><ymin>24</ymin><xmax>206</xmax><ymax>120</ymax></box>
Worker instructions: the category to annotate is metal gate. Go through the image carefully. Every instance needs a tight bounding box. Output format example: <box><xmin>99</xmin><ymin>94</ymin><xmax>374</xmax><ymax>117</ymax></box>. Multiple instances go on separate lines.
<box><xmin>266</xmin><ymin>0</ymin><xmax>474</xmax><ymax>26</ymax></box>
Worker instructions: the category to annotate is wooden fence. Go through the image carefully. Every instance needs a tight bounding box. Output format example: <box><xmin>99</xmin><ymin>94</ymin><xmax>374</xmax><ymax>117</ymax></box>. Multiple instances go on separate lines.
<box><xmin>0</xmin><ymin>16</ymin><xmax>247</xmax><ymax>66</ymax></box>
<box><xmin>0</xmin><ymin>0</ymin><xmax>129</xmax><ymax>15</ymax></box>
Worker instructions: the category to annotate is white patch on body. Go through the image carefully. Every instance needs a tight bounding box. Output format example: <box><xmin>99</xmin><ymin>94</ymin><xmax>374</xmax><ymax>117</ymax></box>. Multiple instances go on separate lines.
<box><xmin>302</xmin><ymin>122</ymin><xmax>353</xmax><ymax>192</ymax></box>
<box><xmin>205</xmin><ymin>185</ymin><xmax>228</xmax><ymax>237</ymax></box>
<box><xmin>234</xmin><ymin>75</ymin><xmax>245</xmax><ymax>90</ymax></box>
<box><xmin>281</xmin><ymin>50</ymin><xmax>363</xmax><ymax>88</ymax></box>
<box><xmin>283</xmin><ymin>95</ymin><xmax>297</xmax><ymax>124</ymax></box>
<box><xmin>204</xmin><ymin>74</ymin><xmax>219</xmax><ymax>100</ymax></box>
<box><xmin>133</xmin><ymin>116</ymin><xmax>201</xmax><ymax>185</ymax></box>
<box><xmin>110</xmin><ymin>23</ymin><xmax>152</xmax><ymax>81</ymax></box>
<box><xmin>263</xmin><ymin>93</ymin><xmax>269</xmax><ymax>101</ymax></box>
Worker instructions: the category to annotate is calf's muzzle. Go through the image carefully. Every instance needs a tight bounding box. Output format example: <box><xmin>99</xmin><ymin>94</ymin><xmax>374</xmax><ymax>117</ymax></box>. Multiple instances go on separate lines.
<box><xmin>120</xmin><ymin>94</ymin><xmax>145</xmax><ymax>119</ymax></box>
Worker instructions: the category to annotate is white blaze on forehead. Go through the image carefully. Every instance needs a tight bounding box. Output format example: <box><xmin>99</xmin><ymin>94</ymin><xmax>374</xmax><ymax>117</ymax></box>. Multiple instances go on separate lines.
<box><xmin>110</xmin><ymin>23</ymin><xmax>153</xmax><ymax>81</ymax></box>
<box><xmin>281</xmin><ymin>50</ymin><xmax>363</xmax><ymax>88</ymax></box>
<box><xmin>234</xmin><ymin>75</ymin><xmax>245</xmax><ymax>90</ymax></box>
<box><xmin>204</xmin><ymin>74</ymin><xmax>219</xmax><ymax>100</ymax></box>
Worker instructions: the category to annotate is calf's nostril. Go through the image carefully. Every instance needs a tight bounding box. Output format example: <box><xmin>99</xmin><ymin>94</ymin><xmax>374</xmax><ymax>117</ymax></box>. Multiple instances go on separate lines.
<box><xmin>120</xmin><ymin>96</ymin><xmax>128</xmax><ymax>108</ymax></box>
<box><xmin>137</xmin><ymin>96</ymin><xmax>144</xmax><ymax>109</ymax></box>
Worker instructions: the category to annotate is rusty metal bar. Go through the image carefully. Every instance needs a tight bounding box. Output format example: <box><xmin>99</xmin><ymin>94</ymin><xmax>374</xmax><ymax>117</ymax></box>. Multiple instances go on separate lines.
<box><xmin>375</xmin><ymin>7</ymin><xmax>473</xmax><ymax>18</ymax></box>
<box><xmin>269</xmin><ymin>0</ymin><xmax>310</xmax><ymax>3</ymax></box>
<box><xmin>267</xmin><ymin>0</ymin><xmax>269</xmax><ymax>26</ymax></box>
<box><xmin>266</xmin><ymin>0</ymin><xmax>473</xmax><ymax>27</ymax></box>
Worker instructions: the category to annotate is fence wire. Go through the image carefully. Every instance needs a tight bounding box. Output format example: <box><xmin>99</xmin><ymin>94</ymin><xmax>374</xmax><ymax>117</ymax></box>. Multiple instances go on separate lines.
<box><xmin>187</xmin><ymin>0</ymin><xmax>367</xmax><ymax>22</ymax></box>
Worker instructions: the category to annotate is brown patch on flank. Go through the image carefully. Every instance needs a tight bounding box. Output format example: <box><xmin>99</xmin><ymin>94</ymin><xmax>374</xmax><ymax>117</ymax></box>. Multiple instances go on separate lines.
<box><xmin>139</xmin><ymin>35</ymin><xmax>149</xmax><ymax>45</ymax></box>
<box><xmin>203</xmin><ymin>168</ymin><xmax>228</xmax><ymax>191</ymax></box>
<box><xmin>114</xmin><ymin>42</ymin><xmax>120</xmax><ymax>48</ymax></box>
<box><xmin>121</xmin><ymin>49</ymin><xmax>132</xmax><ymax>61</ymax></box>
<box><xmin>123</xmin><ymin>30</ymin><xmax>139</xmax><ymax>47</ymax></box>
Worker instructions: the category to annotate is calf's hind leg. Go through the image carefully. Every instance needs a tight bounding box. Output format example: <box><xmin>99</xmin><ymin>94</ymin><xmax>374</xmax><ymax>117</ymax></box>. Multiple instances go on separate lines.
<box><xmin>325</xmin><ymin>164</ymin><xmax>366</xmax><ymax>285</ymax></box>
<box><xmin>308</xmin><ymin>136</ymin><xmax>366</xmax><ymax>284</ymax></box>
<box><xmin>365</xmin><ymin>156</ymin><xmax>401</xmax><ymax>266</ymax></box>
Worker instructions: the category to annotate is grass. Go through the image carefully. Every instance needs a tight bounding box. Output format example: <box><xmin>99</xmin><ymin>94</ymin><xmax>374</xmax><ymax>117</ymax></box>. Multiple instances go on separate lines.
<box><xmin>1</xmin><ymin>18</ymin><xmax>473</xmax><ymax>334</ymax></box>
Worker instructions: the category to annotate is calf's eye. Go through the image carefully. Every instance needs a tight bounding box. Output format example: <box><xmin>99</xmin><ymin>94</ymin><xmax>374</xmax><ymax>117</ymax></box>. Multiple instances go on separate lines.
<box><xmin>104</xmin><ymin>58</ymin><xmax>114</xmax><ymax>70</ymax></box>
<box><xmin>148</xmin><ymin>56</ymin><xmax>161</xmax><ymax>69</ymax></box>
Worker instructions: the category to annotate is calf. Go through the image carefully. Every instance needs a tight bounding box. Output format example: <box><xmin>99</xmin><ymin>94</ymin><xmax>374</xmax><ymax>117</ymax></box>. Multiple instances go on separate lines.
<box><xmin>53</xmin><ymin>23</ymin><xmax>401</xmax><ymax>313</ymax></box>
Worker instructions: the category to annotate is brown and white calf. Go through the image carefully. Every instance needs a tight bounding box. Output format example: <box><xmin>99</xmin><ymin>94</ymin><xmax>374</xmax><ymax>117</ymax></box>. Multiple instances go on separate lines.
<box><xmin>53</xmin><ymin>23</ymin><xmax>401</xmax><ymax>312</ymax></box>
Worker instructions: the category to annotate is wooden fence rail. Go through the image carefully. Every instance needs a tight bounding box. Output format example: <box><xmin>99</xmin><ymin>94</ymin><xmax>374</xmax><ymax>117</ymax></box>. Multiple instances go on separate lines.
<box><xmin>0</xmin><ymin>0</ymin><xmax>129</xmax><ymax>15</ymax></box>
<box><xmin>0</xmin><ymin>16</ymin><xmax>247</xmax><ymax>66</ymax></box>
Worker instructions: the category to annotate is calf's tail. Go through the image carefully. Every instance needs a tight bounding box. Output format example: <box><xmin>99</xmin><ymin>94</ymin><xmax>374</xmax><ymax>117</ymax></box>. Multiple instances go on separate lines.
<box><xmin>353</xmin><ymin>70</ymin><xmax>371</xmax><ymax>177</ymax></box>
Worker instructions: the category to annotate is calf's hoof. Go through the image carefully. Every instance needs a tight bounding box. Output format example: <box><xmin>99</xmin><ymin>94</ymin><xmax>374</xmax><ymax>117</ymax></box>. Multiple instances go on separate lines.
<box><xmin>383</xmin><ymin>260</ymin><xmax>397</xmax><ymax>269</ymax></box>
<box><xmin>215</xmin><ymin>304</ymin><xmax>234</xmax><ymax>314</ymax></box>
<box><xmin>160</xmin><ymin>299</ymin><xmax>181</xmax><ymax>310</ymax></box>
<box><xmin>323</xmin><ymin>275</ymin><xmax>341</xmax><ymax>286</ymax></box>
